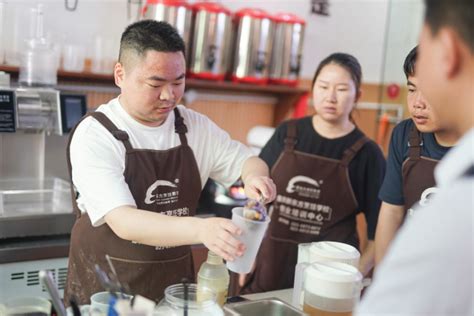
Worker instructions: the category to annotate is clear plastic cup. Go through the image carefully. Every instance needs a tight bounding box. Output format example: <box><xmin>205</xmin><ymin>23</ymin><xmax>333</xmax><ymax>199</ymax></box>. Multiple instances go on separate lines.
<box><xmin>90</xmin><ymin>292</ymin><xmax>132</xmax><ymax>314</ymax></box>
<box><xmin>4</xmin><ymin>296</ymin><xmax>51</xmax><ymax>315</ymax></box>
<box><xmin>226</xmin><ymin>207</ymin><xmax>270</xmax><ymax>274</ymax></box>
<box><xmin>62</xmin><ymin>44</ymin><xmax>85</xmax><ymax>72</ymax></box>
<box><xmin>91</xmin><ymin>36</ymin><xmax>117</xmax><ymax>74</ymax></box>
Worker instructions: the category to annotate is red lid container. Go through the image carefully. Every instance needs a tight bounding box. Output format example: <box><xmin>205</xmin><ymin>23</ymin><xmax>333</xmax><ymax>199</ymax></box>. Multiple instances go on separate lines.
<box><xmin>273</xmin><ymin>12</ymin><xmax>306</xmax><ymax>25</ymax></box>
<box><xmin>234</xmin><ymin>8</ymin><xmax>272</xmax><ymax>20</ymax></box>
<box><xmin>192</xmin><ymin>2</ymin><xmax>231</xmax><ymax>15</ymax></box>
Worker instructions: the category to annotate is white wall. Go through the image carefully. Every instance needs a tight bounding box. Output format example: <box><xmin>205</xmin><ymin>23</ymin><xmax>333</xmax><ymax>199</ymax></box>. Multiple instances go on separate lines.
<box><xmin>0</xmin><ymin>0</ymin><xmax>424</xmax><ymax>84</ymax></box>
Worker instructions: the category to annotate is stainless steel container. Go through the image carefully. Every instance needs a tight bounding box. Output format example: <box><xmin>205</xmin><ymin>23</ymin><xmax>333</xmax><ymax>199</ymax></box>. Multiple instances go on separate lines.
<box><xmin>232</xmin><ymin>8</ymin><xmax>275</xmax><ymax>84</ymax></box>
<box><xmin>270</xmin><ymin>13</ymin><xmax>306</xmax><ymax>86</ymax></box>
<box><xmin>189</xmin><ymin>2</ymin><xmax>232</xmax><ymax>81</ymax></box>
<box><xmin>142</xmin><ymin>0</ymin><xmax>193</xmax><ymax>62</ymax></box>
<box><xmin>224</xmin><ymin>298</ymin><xmax>307</xmax><ymax>316</ymax></box>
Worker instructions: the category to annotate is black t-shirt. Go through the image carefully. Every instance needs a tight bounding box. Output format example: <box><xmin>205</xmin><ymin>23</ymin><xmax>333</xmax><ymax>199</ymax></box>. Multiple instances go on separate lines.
<box><xmin>259</xmin><ymin>116</ymin><xmax>386</xmax><ymax>239</ymax></box>
<box><xmin>379</xmin><ymin>119</ymin><xmax>451</xmax><ymax>205</ymax></box>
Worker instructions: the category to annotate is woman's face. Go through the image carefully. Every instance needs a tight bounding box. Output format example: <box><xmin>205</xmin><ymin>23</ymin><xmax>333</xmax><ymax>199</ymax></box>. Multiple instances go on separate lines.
<box><xmin>312</xmin><ymin>63</ymin><xmax>359</xmax><ymax>124</ymax></box>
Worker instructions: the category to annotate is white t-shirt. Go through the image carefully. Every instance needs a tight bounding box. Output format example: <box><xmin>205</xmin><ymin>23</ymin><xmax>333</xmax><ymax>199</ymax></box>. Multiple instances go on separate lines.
<box><xmin>70</xmin><ymin>97</ymin><xmax>253</xmax><ymax>226</ymax></box>
<box><xmin>355</xmin><ymin>128</ymin><xmax>474</xmax><ymax>316</ymax></box>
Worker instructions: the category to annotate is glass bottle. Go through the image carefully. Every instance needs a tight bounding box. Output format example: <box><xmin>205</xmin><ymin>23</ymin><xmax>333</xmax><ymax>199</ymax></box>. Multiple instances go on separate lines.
<box><xmin>154</xmin><ymin>283</ymin><xmax>223</xmax><ymax>316</ymax></box>
<box><xmin>197</xmin><ymin>251</ymin><xmax>230</xmax><ymax>307</ymax></box>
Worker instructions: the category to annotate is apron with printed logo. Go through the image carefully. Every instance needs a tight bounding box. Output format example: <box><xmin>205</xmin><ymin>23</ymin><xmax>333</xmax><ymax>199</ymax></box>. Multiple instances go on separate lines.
<box><xmin>64</xmin><ymin>108</ymin><xmax>201</xmax><ymax>304</ymax></box>
<box><xmin>402</xmin><ymin>126</ymin><xmax>439</xmax><ymax>215</ymax></box>
<box><xmin>242</xmin><ymin>121</ymin><xmax>369</xmax><ymax>293</ymax></box>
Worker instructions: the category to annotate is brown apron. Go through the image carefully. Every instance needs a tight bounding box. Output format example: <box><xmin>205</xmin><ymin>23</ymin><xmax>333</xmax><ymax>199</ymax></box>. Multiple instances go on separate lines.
<box><xmin>64</xmin><ymin>108</ymin><xmax>202</xmax><ymax>304</ymax></box>
<box><xmin>242</xmin><ymin>121</ymin><xmax>369</xmax><ymax>293</ymax></box>
<box><xmin>402</xmin><ymin>126</ymin><xmax>439</xmax><ymax>214</ymax></box>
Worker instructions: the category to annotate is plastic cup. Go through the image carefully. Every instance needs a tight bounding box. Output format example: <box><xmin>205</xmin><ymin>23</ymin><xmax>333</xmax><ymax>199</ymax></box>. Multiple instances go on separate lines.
<box><xmin>4</xmin><ymin>296</ymin><xmax>51</xmax><ymax>315</ymax></box>
<box><xmin>62</xmin><ymin>44</ymin><xmax>85</xmax><ymax>72</ymax></box>
<box><xmin>90</xmin><ymin>292</ymin><xmax>132</xmax><ymax>314</ymax></box>
<box><xmin>226</xmin><ymin>207</ymin><xmax>270</xmax><ymax>274</ymax></box>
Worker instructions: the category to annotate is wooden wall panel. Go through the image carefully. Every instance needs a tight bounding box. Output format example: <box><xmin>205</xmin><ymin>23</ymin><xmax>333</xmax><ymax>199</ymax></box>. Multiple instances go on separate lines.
<box><xmin>187</xmin><ymin>98</ymin><xmax>276</xmax><ymax>144</ymax></box>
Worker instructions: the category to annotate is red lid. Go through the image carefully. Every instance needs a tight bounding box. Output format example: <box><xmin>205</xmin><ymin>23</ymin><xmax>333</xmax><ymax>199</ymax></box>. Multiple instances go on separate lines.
<box><xmin>231</xmin><ymin>74</ymin><xmax>269</xmax><ymax>85</ymax></box>
<box><xmin>145</xmin><ymin>0</ymin><xmax>191</xmax><ymax>8</ymax></box>
<box><xmin>192</xmin><ymin>2</ymin><xmax>231</xmax><ymax>15</ymax></box>
<box><xmin>189</xmin><ymin>71</ymin><xmax>226</xmax><ymax>81</ymax></box>
<box><xmin>273</xmin><ymin>12</ymin><xmax>306</xmax><ymax>25</ymax></box>
<box><xmin>235</xmin><ymin>8</ymin><xmax>272</xmax><ymax>20</ymax></box>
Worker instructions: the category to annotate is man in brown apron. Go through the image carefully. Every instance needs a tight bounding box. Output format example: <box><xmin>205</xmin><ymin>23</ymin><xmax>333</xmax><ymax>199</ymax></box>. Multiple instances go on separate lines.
<box><xmin>242</xmin><ymin>121</ymin><xmax>370</xmax><ymax>292</ymax></box>
<box><xmin>375</xmin><ymin>46</ymin><xmax>457</xmax><ymax>264</ymax></box>
<box><xmin>65</xmin><ymin>109</ymin><xmax>200</xmax><ymax>303</ymax></box>
<box><xmin>64</xmin><ymin>20</ymin><xmax>275</xmax><ymax>305</ymax></box>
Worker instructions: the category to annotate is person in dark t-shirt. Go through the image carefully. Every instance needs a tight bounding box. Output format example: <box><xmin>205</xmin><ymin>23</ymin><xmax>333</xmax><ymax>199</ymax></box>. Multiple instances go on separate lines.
<box><xmin>374</xmin><ymin>46</ymin><xmax>458</xmax><ymax>265</ymax></box>
<box><xmin>240</xmin><ymin>53</ymin><xmax>386</xmax><ymax>294</ymax></box>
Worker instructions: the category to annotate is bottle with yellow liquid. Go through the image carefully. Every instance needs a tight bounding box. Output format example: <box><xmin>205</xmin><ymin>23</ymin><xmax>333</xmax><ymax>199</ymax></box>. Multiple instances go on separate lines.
<box><xmin>197</xmin><ymin>251</ymin><xmax>230</xmax><ymax>307</ymax></box>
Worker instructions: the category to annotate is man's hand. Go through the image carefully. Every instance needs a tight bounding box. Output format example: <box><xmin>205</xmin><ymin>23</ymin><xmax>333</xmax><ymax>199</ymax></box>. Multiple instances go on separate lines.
<box><xmin>244</xmin><ymin>175</ymin><xmax>276</xmax><ymax>203</ymax></box>
<box><xmin>197</xmin><ymin>217</ymin><xmax>246</xmax><ymax>262</ymax></box>
<box><xmin>241</xmin><ymin>156</ymin><xmax>276</xmax><ymax>203</ymax></box>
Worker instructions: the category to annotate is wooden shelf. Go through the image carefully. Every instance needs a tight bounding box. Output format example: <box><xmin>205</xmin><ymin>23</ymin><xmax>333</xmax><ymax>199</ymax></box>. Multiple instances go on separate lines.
<box><xmin>0</xmin><ymin>64</ymin><xmax>309</xmax><ymax>95</ymax></box>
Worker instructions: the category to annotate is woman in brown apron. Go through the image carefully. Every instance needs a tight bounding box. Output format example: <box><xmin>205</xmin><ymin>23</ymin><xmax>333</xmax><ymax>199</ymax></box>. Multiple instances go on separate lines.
<box><xmin>241</xmin><ymin>53</ymin><xmax>386</xmax><ymax>293</ymax></box>
<box><xmin>375</xmin><ymin>46</ymin><xmax>456</xmax><ymax>265</ymax></box>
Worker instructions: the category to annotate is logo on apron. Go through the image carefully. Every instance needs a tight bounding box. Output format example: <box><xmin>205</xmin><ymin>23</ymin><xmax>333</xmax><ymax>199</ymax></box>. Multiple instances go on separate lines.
<box><xmin>145</xmin><ymin>179</ymin><xmax>180</xmax><ymax>205</ymax></box>
<box><xmin>286</xmin><ymin>175</ymin><xmax>323</xmax><ymax>199</ymax></box>
<box><xmin>407</xmin><ymin>186</ymin><xmax>438</xmax><ymax>217</ymax></box>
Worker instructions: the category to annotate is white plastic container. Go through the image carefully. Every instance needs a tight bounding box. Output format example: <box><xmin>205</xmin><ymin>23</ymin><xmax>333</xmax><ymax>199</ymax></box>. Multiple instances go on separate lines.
<box><xmin>226</xmin><ymin>207</ymin><xmax>270</xmax><ymax>274</ymax></box>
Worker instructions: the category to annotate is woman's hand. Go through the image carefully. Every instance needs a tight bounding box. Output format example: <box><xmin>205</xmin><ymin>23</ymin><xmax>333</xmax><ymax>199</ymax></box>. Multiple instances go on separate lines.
<box><xmin>197</xmin><ymin>217</ymin><xmax>246</xmax><ymax>262</ymax></box>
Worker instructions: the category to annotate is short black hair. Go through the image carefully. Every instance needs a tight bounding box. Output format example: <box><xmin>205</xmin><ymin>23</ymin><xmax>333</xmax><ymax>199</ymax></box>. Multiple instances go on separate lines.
<box><xmin>118</xmin><ymin>20</ymin><xmax>185</xmax><ymax>63</ymax></box>
<box><xmin>424</xmin><ymin>0</ymin><xmax>473</xmax><ymax>52</ymax></box>
<box><xmin>312</xmin><ymin>52</ymin><xmax>362</xmax><ymax>92</ymax></box>
<box><xmin>403</xmin><ymin>46</ymin><xmax>417</xmax><ymax>79</ymax></box>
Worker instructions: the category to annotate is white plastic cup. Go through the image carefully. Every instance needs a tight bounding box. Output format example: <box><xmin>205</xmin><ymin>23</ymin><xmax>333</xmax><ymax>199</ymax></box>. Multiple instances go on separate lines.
<box><xmin>4</xmin><ymin>296</ymin><xmax>51</xmax><ymax>315</ymax></box>
<box><xmin>90</xmin><ymin>292</ymin><xmax>132</xmax><ymax>314</ymax></box>
<box><xmin>226</xmin><ymin>207</ymin><xmax>270</xmax><ymax>274</ymax></box>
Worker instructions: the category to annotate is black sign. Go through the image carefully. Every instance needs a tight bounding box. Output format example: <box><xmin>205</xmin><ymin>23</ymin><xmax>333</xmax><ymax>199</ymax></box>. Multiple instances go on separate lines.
<box><xmin>0</xmin><ymin>90</ymin><xmax>15</xmax><ymax>133</ymax></box>
<box><xmin>311</xmin><ymin>0</ymin><xmax>330</xmax><ymax>16</ymax></box>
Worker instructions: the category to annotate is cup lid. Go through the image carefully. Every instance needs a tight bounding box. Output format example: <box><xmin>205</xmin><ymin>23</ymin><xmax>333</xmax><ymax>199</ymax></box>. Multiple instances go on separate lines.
<box><xmin>309</xmin><ymin>241</ymin><xmax>360</xmax><ymax>261</ymax></box>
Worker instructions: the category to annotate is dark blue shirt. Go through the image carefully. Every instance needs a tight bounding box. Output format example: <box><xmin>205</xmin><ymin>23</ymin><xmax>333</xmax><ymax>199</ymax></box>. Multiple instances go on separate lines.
<box><xmin>379</xmin><ymin>119</ymin><xmax>451</xmax><ymax>205</ymax></box>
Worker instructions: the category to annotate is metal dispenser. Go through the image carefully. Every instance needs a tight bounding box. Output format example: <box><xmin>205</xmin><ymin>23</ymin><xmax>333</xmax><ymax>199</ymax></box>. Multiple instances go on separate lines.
<box><xmin>0</xmin><ymin>76</ymin><xmax>76</xmax><ymax>238</ymax></box>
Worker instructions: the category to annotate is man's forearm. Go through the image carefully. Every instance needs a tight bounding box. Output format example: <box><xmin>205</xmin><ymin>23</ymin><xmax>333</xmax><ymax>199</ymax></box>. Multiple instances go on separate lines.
<box><xmin>104</xmin><ymin>206</ymin><xmax>202</xmax><ymax>247</ymax></box>
<box><xmin>241</xmin><ymin>156</ymin><xmax>270</xmax><ymax>183</ymax></box>
<box><xmin>359</xmin><ymin>240</ymin><xmax>375</xmax><ymax>276</ymax></box>
<box><xmin>374</xmin><ymin>202</ymin><xmax>405</xmax><ymax>265</ymax></box>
